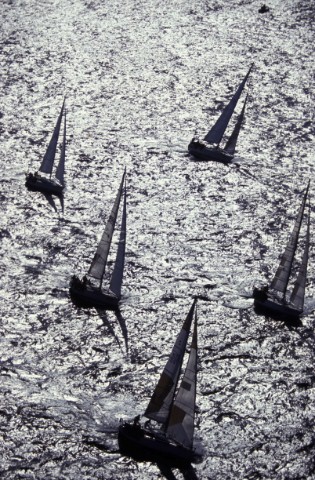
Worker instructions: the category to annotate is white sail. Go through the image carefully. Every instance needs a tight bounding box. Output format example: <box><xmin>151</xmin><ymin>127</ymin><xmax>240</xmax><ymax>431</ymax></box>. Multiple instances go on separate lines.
<box><xmin>88</xmin><ymin>170</ymin><xmax>126</xmax><ymax>286</ymax></box>
<box><xmin>166</xmin><ymin>305</ymin><xmax>197</xmax><ymax>449</ymax></box>
<box><xmin>55</xmin><ymin>108</ymin><xmax>66</xmax><ymax>185</ymax></box>
<box><xmin>204</xmin><ymin>65</ymin><xmax>252</xmax><ymax>145</ymax></box>
<box><xmin>270</xmin><ymin>182</ymin><xmax>310</xmax><ymax>297</ymax></box>
<box><xmin>290</xmin><ymin>208</ymin><xmax>310</xmax><ymax>310</ymax></box>
<box><xmin>39</xmin><ymin>99</ymin><xmax>65</xmax><ymax>175</ymax></box>
<box><xmin>224</xmin><ymin>95</ymin><xmax>247</xmax><ymax>155</ymax></box>
<box><xmin>109</xmin><ymin>179</ymin><xmax>127</xmax><ymax>298</ymax></box>
<box><xmin>144</xmin><ymin>299</ymin><xmax>197</xmax><ymax>426</ymax></box>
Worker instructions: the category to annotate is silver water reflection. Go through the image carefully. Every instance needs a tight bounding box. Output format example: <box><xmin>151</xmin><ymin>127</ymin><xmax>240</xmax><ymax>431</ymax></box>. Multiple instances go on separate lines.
<box><xmin>0</xmin><ymin>0</ymin><xmax>314</xmax><ymax>479</ymax></box>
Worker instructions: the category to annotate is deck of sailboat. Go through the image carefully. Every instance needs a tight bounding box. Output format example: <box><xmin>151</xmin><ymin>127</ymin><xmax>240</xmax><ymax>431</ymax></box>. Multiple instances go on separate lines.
<box><xmin>69</xmin><ymin>281</ymin><xmax>119</xmax><ymax>309</ymax></box>
<box><xmin>118</xmin><ymin>422</ymin><xmax>199</xmax><ymax>467</ymax></box>
<box><xmin>25</xmin><ymin>174</ymin><xmax>63</xmax><ymax>195</ymax></box>
<box><xmin>254</xmin><ymin>296</ymin><xmax>303</xmax><ymax>320</ymax></box>
<box><xmin>188</xmin><ymin>142</ymin><xmax>234</xmax><ymax>163</ymax></box>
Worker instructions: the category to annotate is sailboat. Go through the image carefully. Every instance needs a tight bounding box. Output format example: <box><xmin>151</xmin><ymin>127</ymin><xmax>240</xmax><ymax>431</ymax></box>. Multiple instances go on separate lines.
<box><xmin>25</xmin><ymin>99</ymin><xmax>66</xmax><ymax>195</ymax></box>
<box><xmin>188</xmin><ymin>65</ymin><xmax>252</xmax><ymax>163</ymax></box>
<box><xmin>253</xmin><ymin>181</ymin><xmax>311</xmax><ymax>319</ymax></box>
<box><xmin>70</xmin><ymin>169</ymin><xmax>127</xmax><ymax>310</ymax></box>
<box><xmin>118</xmin><ymin>298</ymin><xmax>202</xmax><ymax>467</ymax></box>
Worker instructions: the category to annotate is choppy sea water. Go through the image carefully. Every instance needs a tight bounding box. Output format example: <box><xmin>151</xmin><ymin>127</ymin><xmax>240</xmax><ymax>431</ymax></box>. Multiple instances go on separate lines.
<box><xmin>0</xmin><ymin>0</ymin><xmax>314</xmax><ymax>478</ymax></box>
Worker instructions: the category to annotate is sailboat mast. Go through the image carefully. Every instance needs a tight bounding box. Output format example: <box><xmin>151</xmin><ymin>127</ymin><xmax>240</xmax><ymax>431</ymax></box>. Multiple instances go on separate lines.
<box><xmin>39</xmin><ymin>99</ymin><xmax>65</xmax><ymax>177</ymax></box>
<box><xmin>109</xmin><ymin>175</ymin><xmax>127</xmax><ymax>298</ymax></box>
<box><xmin>55</xmin><ymin>106</ymin><xmax>66</xmax><ymax>185</ymax></box>
<box><xmin>144</xmin><ymin>298</ymin><xmax>197</xmax><ymax>427</ymax></box>
<box><xmin>224</xmin><ymin>94</ymin><xmax>248</xmax><ymax>155</ymax></box>
<box><xmin>87</xmin><ymin>170</ymin><xmax>126</xmax><ymax>289</ymax></box>
<box><xmin>290</xmin><ymin>202</ymin><xmax>311</xmax><ymax>310</ymax></box>
<box><xmin>204</xmin><ymin>64</ymin><xmax>253</xmax><ymax>146</ymax></box>
<box><xmin>166</xmin><ymin>301</ymin><xmax>198</xmax><ymax>448</ymax></box>
<box><xmin>270</xmin><ymin>181</ymin><xmax>310</xmax><ymax>300</ymax></box>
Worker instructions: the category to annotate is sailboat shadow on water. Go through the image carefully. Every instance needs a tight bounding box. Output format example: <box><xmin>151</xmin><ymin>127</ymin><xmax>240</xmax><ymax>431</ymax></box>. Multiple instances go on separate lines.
<box><xmin>70</xmin><ymin>169</ymin><xmax>127</xmax><ymax>310</ymax></box>
<box><xmin>118</xmin><ymin>298</ymin><xmax>203</xmax><ymax>469</ymax></box>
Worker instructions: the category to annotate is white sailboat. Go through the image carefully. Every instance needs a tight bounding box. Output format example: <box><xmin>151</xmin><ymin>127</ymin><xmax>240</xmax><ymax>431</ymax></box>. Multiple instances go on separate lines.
<box><xmin>26</xmin><ymin>99</ymin><xmax>66</xmax><ymax>195</ymax></box>
<box><xmin>70</xmin><ymin>169</ymin><xmax>127</xmax><ymax>310</ymax></box>
<box><xmin>118</xmin><ymin>298</ymin><xmax>202</xmax><ymax>466</ymax></box>
<box><xmin>188</xmin><ymin>65</ymin><xmax>252</xmax><ymax>163</ymax></box>
<box><xmin>253</xmin><ymin>181</ymin><xmax>311</xmax><ymax>319</ymax></box>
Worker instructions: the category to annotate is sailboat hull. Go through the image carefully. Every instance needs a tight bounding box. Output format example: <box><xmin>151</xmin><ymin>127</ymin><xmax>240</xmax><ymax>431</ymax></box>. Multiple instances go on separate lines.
<box><xmin>188</xmin><ymin>142</ymin><xmax>233</xmax><ymax>163</ymax></box>
<box><xmin>69</xmin><ymin>281</ymin><xmax>119</xmax><ymax>310</ymax></box>
<box><xmin>254</xmin><ymin>297</ymin><xmax>302</xmax><ymax>320</ymax></box>
<box><xmin>25</xmin><ymin>174</ymin><xmax>63</xmax><ymax>195</ymax></box>
<box><xmin>118</xmin><ymin>423</ymin><xmax>200</xmax><ymax>467</ymax></box>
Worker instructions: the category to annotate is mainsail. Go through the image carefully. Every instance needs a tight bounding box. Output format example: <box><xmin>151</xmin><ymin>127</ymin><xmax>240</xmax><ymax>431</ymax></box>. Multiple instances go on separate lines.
<box><xmin>88</xmin><ymin>170</ymin><xmax>126</xmax><ymax>287</ymax></box>
<box><xmin>166</xmin><ymin>305</ymin><xmax>197</xmax><ymax>448</ymax></box>
<box><xmin>290</xmin><ymin>207</ymin><xmax>310</xmax><ymax>310</ymax></box>
<box><xmin>144</xmin><ymin>299</ymin><xmax>197</xmax><ymax>426</ymax></box>
<box><xmin>39</xmin><ymin>99</ymin><xmax>65</xmax><ymax>176</ymax></box>
<box><xmin>204</xmin><ymin>65</ymin><xmax>252</xmax><ymax>145</ymax></box>
<box><xmin>109</xmin><ymin>177</ymin><xmax>127</xmax><ymax>298</ymax></box>
<box><xmin>55</xmin><ymin>108</ymin><xmax>66</xmax><ymax>185</ymax></box>
<box><xmin>224</xmin><ymin>95</ymin><xmax>248</xmax><ymax>155</ymax></box>
<box><xmin>270</xmin><ymin>181</ymin><xmax>310</xmax><ymax>299</ymax></box>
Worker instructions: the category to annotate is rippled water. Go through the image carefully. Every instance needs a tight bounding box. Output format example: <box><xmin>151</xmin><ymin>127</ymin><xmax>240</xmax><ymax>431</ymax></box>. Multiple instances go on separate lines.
<box><xmin>1</xmin><ymin>0</ymin><xmax>314</xmax><ymax>478</ymax></box>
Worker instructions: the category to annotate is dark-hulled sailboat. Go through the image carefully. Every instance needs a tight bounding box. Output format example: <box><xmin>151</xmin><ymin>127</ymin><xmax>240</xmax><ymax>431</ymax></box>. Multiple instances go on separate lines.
<box><xmin>26</xmin><ymin>99</ymin><xmax>66</xmax><ymax>195</ymax></box>
<box><xmin>70</xmin><ymin>169</ymin><xmax>127</xmax><ymax>310</ymax></box>
<box><xmin>118</xmin><ymin>298</ymin><xmax>202</xmax><ymax>467</ymax></box>
<box><xmin>253</xmin><ymin>181</ymin><xmax>311</xmax><ymax>319</ymax></box>
<box><xmin>188</xmin><ymin>65</ymin><xmax>252</xmax><ymax>163</ymax></box>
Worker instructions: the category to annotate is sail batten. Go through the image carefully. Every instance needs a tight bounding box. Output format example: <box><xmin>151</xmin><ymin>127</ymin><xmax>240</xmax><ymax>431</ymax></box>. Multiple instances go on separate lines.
<box><xmin>270</xmin><ymin>182</ymin><xmax>310</xmax><ymax>298</ymax></box>
<box><xmin>204</xmin><ymin>65</ymin><xmax>252</xmax><ymax>145</ymax></box>
<box><xmin>88</xmin><ymin>170</ymin><xmax>126</xmax><ymax>286</ymax></box>
<box><xmin>39</xmin><ymin>100</ymin><xmax>65</xmax><ymax>175</ymax></box>
<box><xmin>166</xmin><ymin>306</ymin><xmax>197</xmax><ymax>448</ymax></box>
<box><xmin>144</xmin><ymin>299</ymin><xmax>197</xmax><ymax>426</ymax></box>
